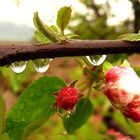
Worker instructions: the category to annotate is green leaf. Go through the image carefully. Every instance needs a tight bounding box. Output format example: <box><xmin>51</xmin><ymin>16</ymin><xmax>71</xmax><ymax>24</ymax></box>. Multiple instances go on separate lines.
<box><xmin>121</xmin><ymin>59</ymin><xmax>130</xmax><ymax>67</ymax></box>
<box><xmin>66</xmin><ymin>33</ymin><xmax>79</xmax><ymax>39</ymax></box>
<box><xmin>120</xmin><ymin>33</ymin><xmax>140</xmax><ymax>41</ymax></box>
<box><xmin>49</xmin><ymin>25</ymin><xmax>59</xmax><ymax>33</ymax></box>
<box><xmin>34</xmin><ymin>31</ymin><xmax>52</xmax><ymax>43</ymax></box>
<box><xmin>0</xmin><ymin>133</ymin><xmax>10</xmax><ymax>140</ymax></box>
<box><xmin>63</xmin><ymin>98</ymin><xmax>93</xmax><ymax>133</ymax></box>
<box><xmin>33</xmin><ymin>12</ymin><xmax>60</xmax><ymax>42</ymax></box>
<box><xmin>6</xmin><ymin>76</ymin><xmax>66</xmax><ymax>140</ymax></box>
<box><xmin>69</xmin><ymin>67</ymin><xmax>84</xmax><ymax>80</ymax></box>
<box><xmin>134</xmin><ymin>67</ymin><xmax>140</xmax><ymax>77</ymax></box>
<box><xmin>102</xmin><ymin>61</ymin><xmax>113</xmax><ymax>73</ymax></box>
<box><xmin>0</xmin><ymin>94</ymin><xmax>5</xmax><ymax>134</ymax></box>
<box><xmin>0</xmin><ymin>95</ymin><xmax>9</xmax><ymax>140</ymax></box>
<box><xmin>56</xmin><ymin>6</ymin><xmax>72</xmax><ymax>34</ymax></box>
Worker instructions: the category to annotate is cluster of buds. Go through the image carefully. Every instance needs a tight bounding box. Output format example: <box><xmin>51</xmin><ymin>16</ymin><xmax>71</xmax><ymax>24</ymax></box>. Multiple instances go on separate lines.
<box><xmin>103</xmin><ymin>66</ymin><xmax>140</xmax><ymax>122</ymax></box>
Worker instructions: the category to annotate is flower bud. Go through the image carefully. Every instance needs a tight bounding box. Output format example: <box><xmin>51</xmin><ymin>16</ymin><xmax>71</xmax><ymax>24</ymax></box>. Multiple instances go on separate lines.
<box><xmin>103</xmin><ymin>66</ymin><xmax>140</xmax><ymax>122</ymax></box>
<box><xmin>56</xmin><ymin>86</ymin><xmax>78</xmax><ymax>110</ymax></box>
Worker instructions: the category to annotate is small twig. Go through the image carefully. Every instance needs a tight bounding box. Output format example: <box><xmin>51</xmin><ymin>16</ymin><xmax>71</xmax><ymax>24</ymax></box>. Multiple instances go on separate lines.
<box><xmin>0</xmin><ymin>40</ymin><xmax>140</xmax><ymax>66</ymax></box>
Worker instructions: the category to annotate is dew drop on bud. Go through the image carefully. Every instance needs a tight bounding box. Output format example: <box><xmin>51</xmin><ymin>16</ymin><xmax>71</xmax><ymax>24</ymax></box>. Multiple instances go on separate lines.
<box><xmin>57</xmin><ymin>109</ymin><xmax>73</xmax><ymax>118</ymax></box>
<box><xmin>86</xmin><ymin>55</ymin><xmax>107</xmax><ymax>66</ymax></box>
<box><xmin>33</xmin><ymin>58</ymin><xmax>52</xmax><ymax>73</ymax></box>
<box><xmin>10</xmin><ymin>61</ymin><xmax>27</xmax><ymax>73</ymax></box>
<box><xmin>62</xmin><ymin>110</ymin><xmax>73</xmax><ymax>118</ymax></box>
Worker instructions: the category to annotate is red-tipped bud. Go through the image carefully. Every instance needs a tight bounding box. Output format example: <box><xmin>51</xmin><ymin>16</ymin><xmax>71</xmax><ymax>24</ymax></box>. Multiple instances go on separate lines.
<box><xmin>103</xmin><ymin>66</ymin><xmax>140</xmax><ymax>122</ymax></box>
<box><xmin>56</xmin><ymin>86</ymin><xmax>78</xmax><ymax>110</ymax></box>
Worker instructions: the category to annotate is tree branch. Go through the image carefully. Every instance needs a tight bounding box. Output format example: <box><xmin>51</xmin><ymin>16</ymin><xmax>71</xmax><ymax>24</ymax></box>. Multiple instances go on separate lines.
<box><xmin>0</xmin><ymin>40</ymin><xmax>140</xmax><ymax>66</ymax></box>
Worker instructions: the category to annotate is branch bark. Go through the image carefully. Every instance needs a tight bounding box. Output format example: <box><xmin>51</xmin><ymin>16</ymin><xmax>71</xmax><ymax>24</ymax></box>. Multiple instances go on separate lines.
<box><xmin>0</xmin><ymin>40</ymin><xmax>140</xmax><ymax>66</ymax></box>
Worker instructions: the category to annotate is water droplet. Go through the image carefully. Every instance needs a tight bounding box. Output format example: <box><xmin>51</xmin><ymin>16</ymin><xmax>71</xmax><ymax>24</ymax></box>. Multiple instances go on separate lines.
<box><xmin>62</xmin><ymin>110</ymin><xmax>72</xmax><ymax>118</ymax></box>
<box><xmin>10</xmin><ymin>61</ymin><xmax>27</xmax><ymax>73</ymax></box>
<box><xmin>33</xmin><ymin>58</ymin><xmax>52</xmax><ymax>73</ymax></box>
<box><xmin>86</xmin><ymin>55</ymin><xmax>107</xmax><ymax>66</ymax></box>
<box><xmin>57</xmin><ymin>108</ymin><xmax>73</xmax><ymax>118</ymax></box>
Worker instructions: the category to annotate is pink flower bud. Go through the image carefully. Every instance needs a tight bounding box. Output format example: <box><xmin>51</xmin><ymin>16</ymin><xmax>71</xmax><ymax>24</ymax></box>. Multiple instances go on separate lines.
<box><xmin>103</xmin><ymin>66</ymin><xmax>140</xmax><ymax>122</ymax></box>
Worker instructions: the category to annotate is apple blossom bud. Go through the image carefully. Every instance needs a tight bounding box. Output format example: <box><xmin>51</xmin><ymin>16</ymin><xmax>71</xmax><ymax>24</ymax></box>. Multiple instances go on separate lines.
<box><xmin>103</xmin><ymin>66</ymin><xmax>140</xmax><ymax>122</ymax></box>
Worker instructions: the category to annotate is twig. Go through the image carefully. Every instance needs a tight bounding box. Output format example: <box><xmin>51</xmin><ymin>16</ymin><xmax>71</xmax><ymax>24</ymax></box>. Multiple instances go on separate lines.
<box><xmin>0</xmin><ymin>40</ymin><xmax>140</xmax><ymax>66</ymax></box>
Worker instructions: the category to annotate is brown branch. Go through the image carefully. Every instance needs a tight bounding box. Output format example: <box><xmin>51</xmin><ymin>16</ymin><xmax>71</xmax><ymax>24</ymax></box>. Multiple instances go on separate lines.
<box><xmin>0</xmin><ymin>40</ymin><xmax>140</xmax><ymax>66</ymax></box>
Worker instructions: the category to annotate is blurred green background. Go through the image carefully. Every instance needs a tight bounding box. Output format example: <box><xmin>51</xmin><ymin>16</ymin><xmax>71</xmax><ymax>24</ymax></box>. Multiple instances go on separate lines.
<box><xmin>1</xmin><ymin>0</ymin><xmax>140</xmax><ymax>139</ymax></box>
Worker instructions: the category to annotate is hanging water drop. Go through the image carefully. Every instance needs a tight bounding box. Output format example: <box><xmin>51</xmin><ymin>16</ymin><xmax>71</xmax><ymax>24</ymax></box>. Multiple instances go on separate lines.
<box><xmin>33</xmin><ymin>58</ymin><xmax>52</xmax><ymax>73</ymax></box>
<box><xmin>62</xmin><ymin>110</ymin><xmax>73</xmax><ymax>118</ymax></box>
<box><xmin>57</xmin><ymin>109</ymin><xmax>73</xmax><ymax>118</ymax></box>
<box><xmin>86</xmin><ymin>55</ymin><xmax>107</xmax><ymax>66</ymax></box>
<box><xmin>10</xmin><ymin>61</ymin><xmax>27</xmax><ymax>73</ymax></box>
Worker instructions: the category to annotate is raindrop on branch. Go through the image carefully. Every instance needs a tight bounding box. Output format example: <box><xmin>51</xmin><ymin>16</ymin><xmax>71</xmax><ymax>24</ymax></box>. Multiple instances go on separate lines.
<box><xmin>33</xmin><ymin>58</ymin><xmax>52</xmax><ymax>73</ymax></box>
<box><xmin>86</xmin><ymin>55</ymin><xmax>107</xmax><ymax>66</ymax></box>
<box><xmin>10</xmin><ymin>61</ymin><xmax>27</xmax><ymax>73</ymax></box>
